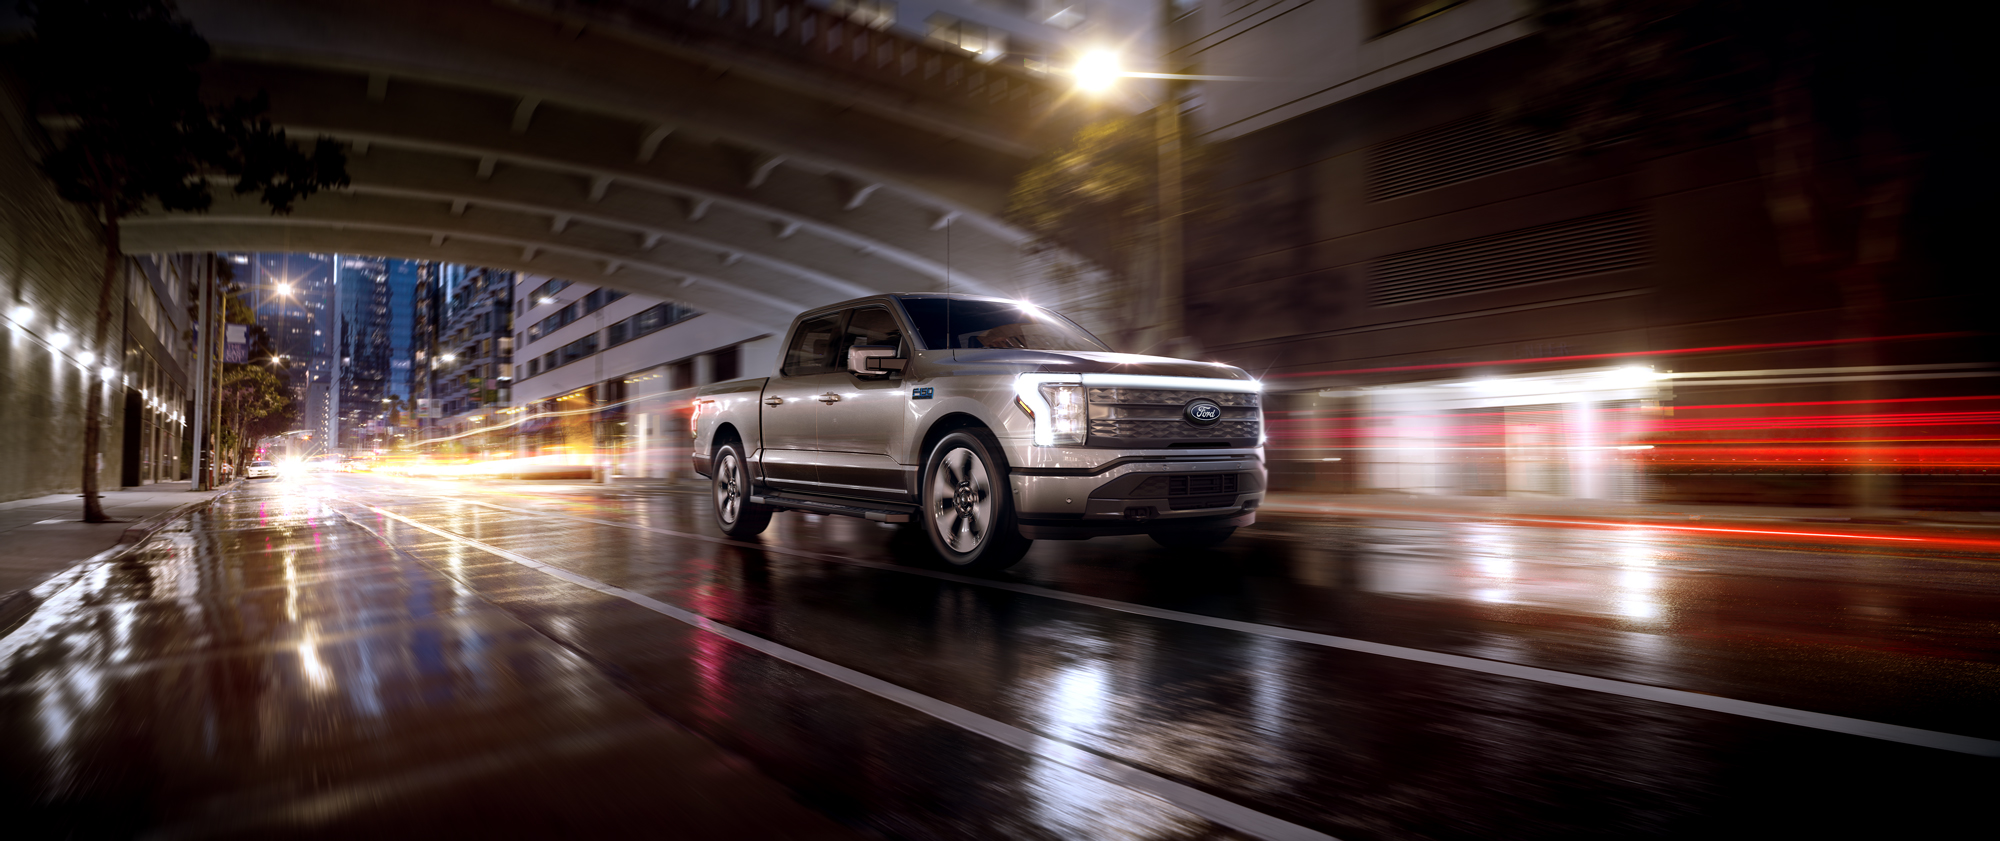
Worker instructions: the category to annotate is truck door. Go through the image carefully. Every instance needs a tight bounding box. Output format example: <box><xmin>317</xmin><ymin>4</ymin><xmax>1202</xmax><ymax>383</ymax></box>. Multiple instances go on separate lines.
<box><xmin>760</xmin><ymin>310</ymin><xmax>843</xmax><ymax>491</ymax></box>
<box><xmin>815</xmin><ymin>305</ymin><xmax>912</xmax><ymax>501</ymax></box>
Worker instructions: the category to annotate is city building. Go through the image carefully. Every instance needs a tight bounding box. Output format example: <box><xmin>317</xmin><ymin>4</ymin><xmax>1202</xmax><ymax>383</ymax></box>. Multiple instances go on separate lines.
<box><xmin>409</xmin><ymin>260</ymin><xmax>446</xmax><ymax>443</ymax></box>
<box><xmin>333</xmin><ymin>255</ymin><xmax>394</xmax><ymax>451</ymax></box>
<box><xmin>227</xmin><ymin>252</ymin><xmax>329</xmax><ymax>412</ymax></box>
<box><xmin>117</xmin><ymin>255</ymin><xmax>204</xmax><ymax>487</ymax></box>
<box><xmin>426</xmin><ymin>266</ymin><xmax>515</xmax><ymax>450</ymax></box>
<box><xmin>511</xmin><ymin>274</ymin><xmax>775</xmax><ymax>480</ymax></box>
<box><xmin>1171</xmin><ymin>0</ymin><xmax>1989</xmax><ymax>507</ymax></box>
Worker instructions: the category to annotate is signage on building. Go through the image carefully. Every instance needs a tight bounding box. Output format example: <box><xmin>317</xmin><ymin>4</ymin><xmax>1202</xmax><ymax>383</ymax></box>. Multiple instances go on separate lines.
<box><xmin>223</xmin><ymin>324</ymin><xmax>248</xmax><ymax>363</ymax></box>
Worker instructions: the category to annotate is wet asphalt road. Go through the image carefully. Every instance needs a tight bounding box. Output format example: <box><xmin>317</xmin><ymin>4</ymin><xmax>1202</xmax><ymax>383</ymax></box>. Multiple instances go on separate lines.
<box><xmin>4</xmin><ymin>473</ymin><xmax>1997</xmax><ymax>839</ymax></box>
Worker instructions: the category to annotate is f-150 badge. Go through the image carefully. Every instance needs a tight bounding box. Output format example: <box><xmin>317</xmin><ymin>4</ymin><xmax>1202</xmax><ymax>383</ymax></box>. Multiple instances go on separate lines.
<box><xmin>912</xmin><ymin>387</ymin><xmax>934</xmax><ymax>399</ymax></box>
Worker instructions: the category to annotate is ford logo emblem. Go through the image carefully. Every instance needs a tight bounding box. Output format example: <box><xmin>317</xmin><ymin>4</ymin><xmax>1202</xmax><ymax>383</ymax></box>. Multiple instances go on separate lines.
<box><xmin>1184</xmin><ymin>399</ymin><xmax>1223</xmax><ymax>426</ymax></box>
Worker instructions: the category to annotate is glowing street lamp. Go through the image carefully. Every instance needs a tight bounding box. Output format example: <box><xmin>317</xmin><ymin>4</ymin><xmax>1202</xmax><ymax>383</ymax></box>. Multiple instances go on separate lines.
<box><xmin>1072</xmin><ymin>50</ymin><xmax>1122</xmax><ymax>94</ymax></box>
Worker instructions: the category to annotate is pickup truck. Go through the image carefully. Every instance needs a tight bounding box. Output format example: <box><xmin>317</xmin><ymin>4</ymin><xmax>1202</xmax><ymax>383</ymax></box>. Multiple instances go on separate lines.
<box><xmin>692</xmin><ymin>293</ymin><xmax>1265</xmax><ymax>570</ymax></box>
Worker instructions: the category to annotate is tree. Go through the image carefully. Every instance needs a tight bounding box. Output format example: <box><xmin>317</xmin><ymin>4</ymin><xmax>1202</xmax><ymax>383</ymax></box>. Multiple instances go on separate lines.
<box><xmin>218</xmin><ymin>364</ymin><xmax>294</xmax><ymax>468</ymax></box>
<box><xmin>12</xmin><ymin>0</ymin><xmax>349</xmax><ymax>521</ymax></box>
<box><xmin>1007</xmin><ymin>112</ymin><xmax>1222</xmax><ymax>352</ymax></box>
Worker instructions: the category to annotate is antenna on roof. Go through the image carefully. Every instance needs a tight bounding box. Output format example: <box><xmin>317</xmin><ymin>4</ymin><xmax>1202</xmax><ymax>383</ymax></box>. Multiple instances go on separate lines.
<box><xmin>944</xmin><ymin>217</ymin><xmax>953</xmax><ymax>358</ymax></box>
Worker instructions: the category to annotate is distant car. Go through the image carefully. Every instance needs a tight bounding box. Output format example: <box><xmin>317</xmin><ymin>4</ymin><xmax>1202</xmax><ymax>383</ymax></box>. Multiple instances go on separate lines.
<box><xmin>245</xmin><ymin>460</ymin><xmax>277</xmax><ymax>479</ymax></box>
<box><xmin>304</xmin><ymin>454</ymin><xmax>346</xmax><ymax>472</ymax></box>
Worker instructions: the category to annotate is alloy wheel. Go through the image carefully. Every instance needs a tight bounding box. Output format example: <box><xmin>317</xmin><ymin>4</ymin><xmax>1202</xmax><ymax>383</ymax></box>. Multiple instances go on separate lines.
<box><xmin>929</xmin><ymin>447</ymin><xmax>991</xmax><ymax>553</ymax></box>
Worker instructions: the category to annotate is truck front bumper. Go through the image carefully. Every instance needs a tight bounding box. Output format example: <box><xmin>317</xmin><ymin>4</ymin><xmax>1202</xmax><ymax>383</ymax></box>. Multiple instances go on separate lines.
<box><xmin>1007</xmin><ymin>453</ymin><xmax>1264</xmax><ymax>540</ymax></box>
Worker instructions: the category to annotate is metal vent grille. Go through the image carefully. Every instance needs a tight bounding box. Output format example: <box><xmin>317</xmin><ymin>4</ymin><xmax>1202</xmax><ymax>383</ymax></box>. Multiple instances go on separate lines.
<box><xmin>1370</xmin><ymin>210</ymin><xmax>1649</xmax><ymax>307</ymax></box>
<box><xmin>1368</xmin><ymin>112</ymin><xmax>1564</xmax><ymax>201</ymax></box>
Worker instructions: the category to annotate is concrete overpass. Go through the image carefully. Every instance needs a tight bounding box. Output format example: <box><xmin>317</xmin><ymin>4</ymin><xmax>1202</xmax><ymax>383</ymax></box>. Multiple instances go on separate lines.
<box><xmin>50</xmin><ymin>0</ymin><xmax>1113</xmax><ymax>328</ymax></box>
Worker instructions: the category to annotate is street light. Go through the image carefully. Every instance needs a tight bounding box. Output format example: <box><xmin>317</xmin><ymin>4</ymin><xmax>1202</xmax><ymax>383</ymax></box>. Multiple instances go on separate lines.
<box><xmin>1072</xmin><ymin>50</ymin><xmax>1123</xmax><ymax>94</ymax></box>
<box><xmin>1066</xmin><ymin>48</ymin><xmax>1191</xmax><ymax>351</ymax></box>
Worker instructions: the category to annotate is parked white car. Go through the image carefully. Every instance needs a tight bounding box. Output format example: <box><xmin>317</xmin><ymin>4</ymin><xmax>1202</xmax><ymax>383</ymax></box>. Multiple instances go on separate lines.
<box><xmin>244</xmin><ymin>460</ymin><xmax>277</xmax><ymax>479</ymax></box>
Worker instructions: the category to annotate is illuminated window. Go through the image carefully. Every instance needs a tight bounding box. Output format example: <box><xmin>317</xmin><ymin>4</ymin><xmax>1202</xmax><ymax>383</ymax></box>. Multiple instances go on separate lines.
<box><xmin>926</xmin><ymin>14</ymin><xmax>1007</xmax><ymax>63</ymax></box>
<box><xmin>830</xmin><ymin>0</ymin><xmax>895</xmax><ymax>29</ymax></box>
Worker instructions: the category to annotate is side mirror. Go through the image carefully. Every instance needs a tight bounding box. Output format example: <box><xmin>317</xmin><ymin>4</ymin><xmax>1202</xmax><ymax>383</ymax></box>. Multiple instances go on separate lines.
<box><xmin>847</xmin><ymin>345</ymin><xmax>903</xmax><ymax>377</ymax></box>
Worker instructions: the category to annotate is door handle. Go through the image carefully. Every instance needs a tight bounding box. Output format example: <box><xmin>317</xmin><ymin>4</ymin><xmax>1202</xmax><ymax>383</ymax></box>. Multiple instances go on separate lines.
<box><xmin>816</xmin><ymin>393</ymin><xmax>842</xmax><ymax>404</ymax></box>
<box><xmin>763</xmin><ymin>396</ymin><xmax>783</xmax><ymax>407</ymax></box>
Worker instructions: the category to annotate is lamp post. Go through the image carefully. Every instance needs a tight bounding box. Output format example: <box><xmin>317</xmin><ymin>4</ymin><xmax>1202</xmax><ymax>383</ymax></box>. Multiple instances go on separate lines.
<box><xmin>1070</xmin><ymin>48</ymin><xmax>1190</xmax><ymax>355</ymax></box>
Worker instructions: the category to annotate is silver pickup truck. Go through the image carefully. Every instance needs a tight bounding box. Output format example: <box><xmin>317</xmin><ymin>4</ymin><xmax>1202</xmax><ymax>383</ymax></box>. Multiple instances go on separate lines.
<box><xmin>691</xmin><ymin>293</ymin><xmax>1265</xmax><ymax>570</ymax></box>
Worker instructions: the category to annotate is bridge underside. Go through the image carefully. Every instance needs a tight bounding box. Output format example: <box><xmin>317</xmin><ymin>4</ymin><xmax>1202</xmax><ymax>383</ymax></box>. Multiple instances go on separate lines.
<box><xmin>103</xmin><ymin>0</ymin><xmax>1109</xmax><ymax>328</ymax></box>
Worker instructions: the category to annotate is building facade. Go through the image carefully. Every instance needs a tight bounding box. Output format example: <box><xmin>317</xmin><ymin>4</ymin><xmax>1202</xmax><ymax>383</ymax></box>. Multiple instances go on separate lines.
<box><xmin>427</xmin><ymin>266</ymin><xmax>515</xmax><ymax>449</ymax></box>
<box><xmin>2</xmin><ymin>73</ymin><xmax>215</xmax><ymax>500</ymax></box>
<box><xmin>511</xmin><ymin>273</ymin><xmax>775</xmax><ymax>480</ymax></box>
<box><xmin>333</xmin><ymin>255</ymin><xmax>394</xmax><ymax>451</ymax></box>
<box><xmin>1170</xmin><ymin>0</ymin><xmax>1992</xmax><ymax>507</ymax></box>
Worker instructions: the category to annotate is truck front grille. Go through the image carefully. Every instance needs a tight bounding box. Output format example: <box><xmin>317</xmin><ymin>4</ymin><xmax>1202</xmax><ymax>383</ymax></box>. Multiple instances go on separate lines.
<box><xmin>1084</xmin><ymin>388</ymin><xmax>1261</xmax><ymax>448</ymax></box>
<box><xmin>1088</xmin><ymin>419</ymin><xmax>1261</xmax><ymax>440</ymax></box>
<box><xmin>1086</xmin><ymin>388</ymin><xmax>1259</xmax><ymax>408</ymax></box>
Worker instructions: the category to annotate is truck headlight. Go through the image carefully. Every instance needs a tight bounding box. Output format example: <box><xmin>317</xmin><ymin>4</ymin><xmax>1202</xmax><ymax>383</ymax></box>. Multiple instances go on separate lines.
<box><xmin>1039</xmin><ymin>383</ymin><xmax>1085</xmax><ymax>446</ymax></box>
<box><xmin>1014</xmin><ymin>374</ymin><xmax>1085</xmax><ymax>446</ymax></box>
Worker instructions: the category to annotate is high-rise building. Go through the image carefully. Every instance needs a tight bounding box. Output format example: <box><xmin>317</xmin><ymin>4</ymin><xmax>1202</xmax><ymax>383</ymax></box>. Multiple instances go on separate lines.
<box><xmin>512</xmin><ymin>273</ymin><xmax>774</xmax><ymax>479</ymax></box>
<box><xmin>385</xmin><ymin>259</ymin><xmax>420</xmax><ymax>442</ymax></box>
<box><xmin>227</xmin><ymin>252</ymin><xmax>331</xmax><ymax>406</ymax></box>
<box><xmin>409</xmin><ymin>261</ymin><xmax>454</xmax><ymax>443</ymax></box>
<box><xmin>430</xmin><ymin>266</ymin><xmax>515</xmax><ymax>447</ymax></box>
<box><xmin>334</xmin><ymin>255</ymin><xmax>394</xmax><ymax>451</ymax></box>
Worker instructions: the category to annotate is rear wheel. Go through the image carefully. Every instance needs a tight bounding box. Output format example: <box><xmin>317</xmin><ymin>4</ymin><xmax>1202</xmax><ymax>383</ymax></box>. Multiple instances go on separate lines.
<box><xmin>1149</xmin><ymin>527</ymin><xmax>1236</xmax><ymax>550</ymax></box>
<box><xmin>712</xmin><ymin>442</ymin><xmax>772</xmax><ymax>538</ymax></box>
<box><xmin>923</xmin><ymin>430</ymin><xmax>1032</xmax><ymax>571</ymax></box>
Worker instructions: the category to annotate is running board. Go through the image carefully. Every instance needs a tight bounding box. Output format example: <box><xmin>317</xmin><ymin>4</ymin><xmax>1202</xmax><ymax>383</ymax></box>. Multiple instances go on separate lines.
<box><xmin>751</xmin><ymin>495</ymin><xmax>913</xmax><ymax>523</ymax></box>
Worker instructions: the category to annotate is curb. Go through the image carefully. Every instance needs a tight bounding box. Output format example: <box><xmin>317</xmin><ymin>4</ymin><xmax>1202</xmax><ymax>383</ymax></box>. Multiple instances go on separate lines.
<box><xmin>0</xmin><ymin>487</ymin><xmax>236</xmax><ymax>640</ymax></box>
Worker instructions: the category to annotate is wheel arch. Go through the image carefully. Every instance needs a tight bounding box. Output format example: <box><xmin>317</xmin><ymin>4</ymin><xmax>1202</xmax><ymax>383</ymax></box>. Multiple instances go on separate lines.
<box><xmin>910</xmin><ymin>412</ymin><xmax>999</xmax><ymax>495</ymax></box>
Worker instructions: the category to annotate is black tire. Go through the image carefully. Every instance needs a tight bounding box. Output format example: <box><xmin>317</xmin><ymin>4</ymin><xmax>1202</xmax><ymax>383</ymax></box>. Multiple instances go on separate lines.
<box><xmin>1149</xmin><ymin>527</ymin><xmax>1236</xmax><ymax>550</ymax></box>
<box><xmin>712</xmin><ymin>441</ymin><xmax>773</xmax><ymax>539</ymax></box>
<box><xmin>922</xmin><ymin>430</ymin><xmax>1032</xmax><ymax>571</ymax></box>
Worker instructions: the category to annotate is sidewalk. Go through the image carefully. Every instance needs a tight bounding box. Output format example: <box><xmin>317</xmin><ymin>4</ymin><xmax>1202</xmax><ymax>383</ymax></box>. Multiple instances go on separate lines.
<box><xmin>1261</xmin><ymin>491</ymin><xmax>2000</xmax><ymax>530</ymax></box>
<box><xmin>0</xmin><ymin>481</ymin><xmax>233</xmax><ymax>607</ymax></box>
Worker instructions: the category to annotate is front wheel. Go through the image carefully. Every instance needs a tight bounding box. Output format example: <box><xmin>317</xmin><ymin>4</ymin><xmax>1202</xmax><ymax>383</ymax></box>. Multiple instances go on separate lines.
<box><xmin>923</xmin><ymin>430</ymin><xmax>1032</xmax><ymax>571</ymax></box>
<box><xmin>712</xmin><ymin>442</ymin><xmax>772</xmax><ymax>538</ymax></box>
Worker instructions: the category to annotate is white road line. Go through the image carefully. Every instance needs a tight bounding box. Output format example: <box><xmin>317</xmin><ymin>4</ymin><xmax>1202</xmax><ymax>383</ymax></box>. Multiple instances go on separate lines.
<box><xmin>350</xmin><ymin>484</ymin><xmax>2000</xmax><ymax>758</ymax></box>
<box><xmin>338</xmin><ymin>498</ymin><xmax>1340</xmax><ymax>841</ymax></box>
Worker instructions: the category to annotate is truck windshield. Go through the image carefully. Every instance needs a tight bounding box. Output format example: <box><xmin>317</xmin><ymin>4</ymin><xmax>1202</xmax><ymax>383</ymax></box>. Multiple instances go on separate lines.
<box><xmin>899</xmin><ymin>298</ymin><xmax>1110</xmax><ymax>352</ymax></box>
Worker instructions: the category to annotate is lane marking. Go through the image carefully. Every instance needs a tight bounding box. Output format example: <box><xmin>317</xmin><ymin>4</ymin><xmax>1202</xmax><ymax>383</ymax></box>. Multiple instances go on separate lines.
<box><xmin>345</xmin><ymin>483</ymin><xmax>2000</xmax><ymax>758</ymax></box>
<box><xmin>337</xmin><ymin>498</ymin><xmax>1339</xmax><ymax>841</ymax></box>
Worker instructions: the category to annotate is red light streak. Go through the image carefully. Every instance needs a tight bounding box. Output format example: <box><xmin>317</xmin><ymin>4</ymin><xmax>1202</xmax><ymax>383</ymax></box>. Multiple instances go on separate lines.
<box><xmin>1271</xmin><ymin>332</ymin><xmax>1968</xmax><ymax>378</ymax></box>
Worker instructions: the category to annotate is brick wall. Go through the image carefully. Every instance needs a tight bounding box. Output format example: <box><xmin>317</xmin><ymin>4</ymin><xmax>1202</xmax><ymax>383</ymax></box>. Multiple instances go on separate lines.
<box><xmin>0</xmin><ymin>83</ymin><xmax>125</xmax><ymax>503</ymax></box>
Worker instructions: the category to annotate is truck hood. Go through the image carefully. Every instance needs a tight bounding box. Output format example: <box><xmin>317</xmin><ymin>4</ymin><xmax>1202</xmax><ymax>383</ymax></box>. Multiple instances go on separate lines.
<box><xmin>950</xmin><ymin>348</ymin><xmax>1255</xmax><ymax>381</ymax></box>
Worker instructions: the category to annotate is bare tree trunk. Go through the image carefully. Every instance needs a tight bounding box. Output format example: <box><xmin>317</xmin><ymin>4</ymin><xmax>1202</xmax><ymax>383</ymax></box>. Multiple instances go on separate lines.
<box><xmin>81</xmin><ymin>215</ymin><xmax>120</xmax><ymax>522</ymax></box>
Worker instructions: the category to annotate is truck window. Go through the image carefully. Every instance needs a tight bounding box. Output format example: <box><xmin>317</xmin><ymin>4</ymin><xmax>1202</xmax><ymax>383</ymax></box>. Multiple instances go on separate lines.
<box><xmin>781</xmin><ymin>312</ymin><xmax>842</xmax><ymax>376</ymax></box>
<box><xmin>899</xmin><ymin>298</ymin><xmax>1109</xmax><ymax>352</ymax></box>
<box><xmin>837</xmin><ymin>307</ymin><xmax>903</xmax><ymax>362</ymax></box>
